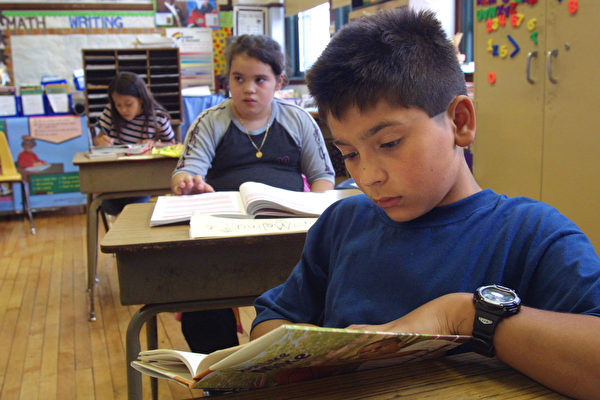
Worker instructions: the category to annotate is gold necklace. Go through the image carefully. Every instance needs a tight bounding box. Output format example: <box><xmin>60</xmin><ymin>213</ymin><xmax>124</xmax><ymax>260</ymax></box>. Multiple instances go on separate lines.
<box><xmin>242</xmin><ymin>122</ymin><xmax>270</xmax><ymax>158</ymax></box>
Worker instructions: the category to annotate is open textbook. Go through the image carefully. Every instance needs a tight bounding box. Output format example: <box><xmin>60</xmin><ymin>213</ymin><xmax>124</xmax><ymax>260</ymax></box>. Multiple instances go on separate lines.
<box><xmin>86</xmin><ymin>143</ymin><xmax>152</xmax><ymax>159</ymax></box>
<box><xmin>150</xmin><ymin>181</ymin><xmax>362</xmax><ymax>226</ymax></box>
<box><xmin>131</xmin><ymin>324</ymin><xmax>471</xmax><ymax>392</ymax></box>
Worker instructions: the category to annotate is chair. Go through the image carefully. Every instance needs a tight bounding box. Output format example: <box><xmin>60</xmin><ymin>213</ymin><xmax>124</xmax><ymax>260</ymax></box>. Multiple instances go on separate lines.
<box><xmin>0</xmin><ymin>130</ymin><xmax>35</xmax><ymax>234</ymax></box>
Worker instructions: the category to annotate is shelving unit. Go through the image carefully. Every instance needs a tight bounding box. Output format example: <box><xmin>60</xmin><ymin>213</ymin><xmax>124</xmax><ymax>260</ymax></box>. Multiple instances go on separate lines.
<box><xmin>82</xmin><ymin>48</ymin><xmax>182</xmax><ymax>129</ymax></box>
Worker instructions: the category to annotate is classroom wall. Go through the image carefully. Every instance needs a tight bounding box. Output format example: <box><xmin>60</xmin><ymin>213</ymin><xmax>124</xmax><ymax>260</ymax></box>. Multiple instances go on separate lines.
<box><xmin>0</xmin><ymin>4</ymin><xmax>232</xmax><ymax>91</ymax></box>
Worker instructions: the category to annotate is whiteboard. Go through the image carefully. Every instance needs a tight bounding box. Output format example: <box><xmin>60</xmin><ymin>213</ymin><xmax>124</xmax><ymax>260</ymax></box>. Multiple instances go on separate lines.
<box><xmin>11</xmin><ymin>33</ymin><xmax>165</xmax><ymax>87</ymax></box>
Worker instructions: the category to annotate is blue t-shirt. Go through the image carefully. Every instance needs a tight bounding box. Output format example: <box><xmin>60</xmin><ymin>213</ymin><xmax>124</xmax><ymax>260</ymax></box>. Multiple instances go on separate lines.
<box><xmin>253</xmin><ymin>189</ymin><xmax>600</xmax><ymax>329</ymax></box>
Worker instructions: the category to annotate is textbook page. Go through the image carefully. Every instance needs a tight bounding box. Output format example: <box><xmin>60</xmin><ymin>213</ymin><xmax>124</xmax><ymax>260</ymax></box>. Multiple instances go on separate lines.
<box><xmin>239</xmin><ymin>181</ymin><xmax>361</xmax><ymax>217</ymax></box>
<box><xmin>150</xmin><ymin>191</ymin><xmax>248</xmax><ymax>226</ymax></box>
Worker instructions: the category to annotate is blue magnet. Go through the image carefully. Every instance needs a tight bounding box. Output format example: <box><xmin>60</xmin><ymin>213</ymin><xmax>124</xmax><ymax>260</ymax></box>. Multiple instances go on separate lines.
<box><xmin>507</xmin><ymin>34</ymin><xmax>520</xmax><ymax>57</ymax></box>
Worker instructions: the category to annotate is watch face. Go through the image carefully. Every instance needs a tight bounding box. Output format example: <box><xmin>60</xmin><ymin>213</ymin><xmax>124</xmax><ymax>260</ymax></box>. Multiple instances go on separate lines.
<box><xmin>479</xmin><ymin>285</ymin><xmax>518</xmax><ymax>305</ymax></box>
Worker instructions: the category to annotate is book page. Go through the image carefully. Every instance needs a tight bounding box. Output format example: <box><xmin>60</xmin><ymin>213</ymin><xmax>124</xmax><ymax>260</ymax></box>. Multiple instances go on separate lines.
<box><xmin>239</xmin><ymin>182</ymin><xmax>361</xmax><ymax>217</ymax></box>
<box><xmin>131</xmin><ymin>361</ymin><xmax>197</xmax><ymax>388</ymax></box>
<box><xmin>189</xmin><ymin>214</ymin><xmax>318</xmax><ymax>239</ymax></box>
<box><xmin>25</xmin><ymin>164</ymin><xmax>51</xmax><ymax>172</ymax></box>
<box><xmin>150</xmin><ymin>192</ymin><xmax>247</xmax><ymax>226</ymax></box>
<box><xmin>138</xmin><ymin>349</ymin><xmax>206</xmax><ymax>375</ymax></box>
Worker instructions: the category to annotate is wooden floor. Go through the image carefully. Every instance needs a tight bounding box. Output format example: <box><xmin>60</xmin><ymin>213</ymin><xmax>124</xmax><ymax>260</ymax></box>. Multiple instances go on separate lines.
<box><xmin>0</xmin><ymin>207</ymin><xmax>255</xmax><ymax>400</ymax></box>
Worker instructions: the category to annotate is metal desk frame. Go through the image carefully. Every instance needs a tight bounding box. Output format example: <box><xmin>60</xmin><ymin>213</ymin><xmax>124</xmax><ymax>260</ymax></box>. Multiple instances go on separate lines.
<box><xmin>100</xmin><ymin>203</ymin><xmax>306</xmax><ymax>400</ymax></box>
<box><xmin>73</xmin><ymin>153</ymin><xmax>178</xmax><ymax>321</ymax></box>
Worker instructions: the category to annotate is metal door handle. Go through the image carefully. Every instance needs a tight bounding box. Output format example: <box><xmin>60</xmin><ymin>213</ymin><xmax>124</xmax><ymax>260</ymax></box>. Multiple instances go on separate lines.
<box><xmin>526</xmin><ymin>50</ymin><xmax>538</xmax><ymax>84</ymax></box>
<box><xmin>547</xmin><ymin>49</ymin><xmax>558</xmax><ymax>84</ymax></box>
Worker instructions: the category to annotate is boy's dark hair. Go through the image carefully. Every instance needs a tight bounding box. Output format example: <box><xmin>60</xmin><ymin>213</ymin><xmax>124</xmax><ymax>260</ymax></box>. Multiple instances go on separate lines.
<box><xmin>306</xmin><ymin>8</ymin><xmax>466</xmax><ymax>123</ymax></box>
<box><xmin>225</xmin><ymin>34</ymin><xmax>288</xmax><ymax>85</ymax></box>
<box><xmin>108</xmin><ymin>71</ymin><xmax>168</xmax><ymax>138</ymax></box>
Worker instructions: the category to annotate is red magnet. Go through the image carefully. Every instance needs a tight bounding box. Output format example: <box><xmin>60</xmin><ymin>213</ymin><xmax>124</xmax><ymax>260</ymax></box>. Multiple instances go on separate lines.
<box><xmin>568</xmin><ymin>0</ymin><xmax>578</xmax><ymax>14</ymax></box>
<box><xmin>488</xmin><ymin>71</ymin><xmax>497</xmax><ymax>85</ymax></box>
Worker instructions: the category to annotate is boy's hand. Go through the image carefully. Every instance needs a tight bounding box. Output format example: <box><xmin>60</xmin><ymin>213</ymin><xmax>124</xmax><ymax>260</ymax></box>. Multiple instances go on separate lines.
<box><xmin>347</xmin><ymin>293</ymin><xmax>475</xmax><ymax>336</ymax></box>
<box><xmin>171</xmin><ymin>173</ymin><xmax>215</xmax><ymax>195</ymax></box>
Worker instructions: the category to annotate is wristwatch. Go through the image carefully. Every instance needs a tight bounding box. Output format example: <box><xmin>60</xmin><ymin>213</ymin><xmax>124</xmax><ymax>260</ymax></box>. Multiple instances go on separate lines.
<box><xmin>472</xmin><ymin>284</ymin><xmax>521</xmax><ymax>357</ymax></box>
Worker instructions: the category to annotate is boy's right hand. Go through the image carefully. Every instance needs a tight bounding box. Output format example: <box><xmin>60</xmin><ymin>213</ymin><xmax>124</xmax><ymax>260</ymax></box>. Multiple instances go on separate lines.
<box><xmin>171</xmin><ymin>173</ymin><xmax>215</xmax><ymax>195</ymax></box>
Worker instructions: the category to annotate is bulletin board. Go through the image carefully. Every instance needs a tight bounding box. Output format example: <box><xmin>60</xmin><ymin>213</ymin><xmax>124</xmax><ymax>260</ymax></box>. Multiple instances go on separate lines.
<box><xmin>7</xmin><ymin>28</ymin><xmax>164</xmax><ymax>88</ymax></box>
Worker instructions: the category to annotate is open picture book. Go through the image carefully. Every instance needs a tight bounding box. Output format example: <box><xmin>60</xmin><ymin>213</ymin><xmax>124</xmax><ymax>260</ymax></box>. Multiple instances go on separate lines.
<box><xmin>131</xmin><ymin>324</ymin><xmax>471</xmax><ymax>392</ymax></box>
<box><xmin>150</xmin><ymin>181</ymin><xmax>362</xmax><ymax>227</ymax></box>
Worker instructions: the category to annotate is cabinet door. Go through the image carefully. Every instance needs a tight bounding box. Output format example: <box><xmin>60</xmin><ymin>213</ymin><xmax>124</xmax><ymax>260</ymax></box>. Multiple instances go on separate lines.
<box><xmin>472</xmin><ymin>2</ymin><xmax>547</xmax><ymax>199</ymax></box>
<box><xmin>541</xmin><ymin>1</ymin><xmax>600</xmax><ymax>247</ymax></box>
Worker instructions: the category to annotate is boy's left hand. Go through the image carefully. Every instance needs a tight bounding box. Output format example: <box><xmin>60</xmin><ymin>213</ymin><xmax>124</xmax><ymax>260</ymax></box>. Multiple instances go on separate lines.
<box><xmin>347</xmin><ymin>293</ymin><xmax>475</xmax><ymax>336</ymax></box>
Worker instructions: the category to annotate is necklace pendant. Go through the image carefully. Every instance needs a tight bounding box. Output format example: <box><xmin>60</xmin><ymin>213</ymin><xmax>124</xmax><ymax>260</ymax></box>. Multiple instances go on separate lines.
<box><xmin>255</xmin><ymin>151</ymin><xmax>263</xmax><ymax>158</ymax></box>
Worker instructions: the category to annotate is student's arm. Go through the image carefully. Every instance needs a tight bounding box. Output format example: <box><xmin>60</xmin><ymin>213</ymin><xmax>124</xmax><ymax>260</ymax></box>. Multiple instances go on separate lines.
<box><xmin>310</xmin><ymin>179</ymin><xmax>334</xmax><ymax>192</ymax></box>
<box><xmin>288</xmin><ymin>104</ymin><xmax>335</xmax><ymax>187</ymax></box>
<box><xmin>172</xmin><ymin>101</ymin><xmax>228</xmax><ymax>184</ymax></box>
<box><xmin>93</xmin><ymin>132</ymin><xmax>114</xmax><ymax>146</ymax></box>
<box><xmin>95</xmin><ymin>104</ymin><xmax>118</xmax><ymax>146</ymax></box>
<box><xmin>250</xmin><ymin>319</ymin><xmax>289</xmax><ymax>340</ymax></box>
<box><xmin>348</xmin><ymin>294</ymin><xmax>600</xmax><ymax>400</ymax></box>
<box><xmin>156</xmin><ymin>110</ymin><xmax>176</xmax><ymax>144</ymax></box>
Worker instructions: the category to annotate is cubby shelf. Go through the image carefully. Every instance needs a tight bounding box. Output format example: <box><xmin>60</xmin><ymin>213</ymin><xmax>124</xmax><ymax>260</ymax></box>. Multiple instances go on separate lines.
<box><xmin>82</xmin><ymin>48</ymin><xmax>182</xmax><ymax>128</ymax></box>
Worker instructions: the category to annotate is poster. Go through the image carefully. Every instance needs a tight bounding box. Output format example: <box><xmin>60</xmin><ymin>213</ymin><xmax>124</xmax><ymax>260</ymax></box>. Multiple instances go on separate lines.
<box><xmin>155</xmin><ymin>0</ymin><xmax>219</xmax><ymax>28</ymax></box>
<box><xmin>166</xmin><ymin>27</ymin><xmax>214</xmax><ymax>89</ymax></box>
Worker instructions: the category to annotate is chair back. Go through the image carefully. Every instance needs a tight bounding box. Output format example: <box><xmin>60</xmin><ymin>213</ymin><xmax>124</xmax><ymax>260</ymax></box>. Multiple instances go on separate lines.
<box><xmin>0</xmin><ymin>130</ymin><xmax>22</xmax><ymax>181</ymax></box>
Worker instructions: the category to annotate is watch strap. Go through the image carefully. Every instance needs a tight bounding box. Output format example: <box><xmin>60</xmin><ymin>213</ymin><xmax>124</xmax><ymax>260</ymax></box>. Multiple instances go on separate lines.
<box><xmin>471</xmin><ymin>308</ymin><xmax>503</xmax><ymax>357</ymax></box>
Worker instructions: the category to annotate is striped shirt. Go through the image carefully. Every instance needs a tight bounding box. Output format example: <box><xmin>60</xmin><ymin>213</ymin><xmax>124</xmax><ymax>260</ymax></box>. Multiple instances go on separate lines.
<box><xmin>98</xmin><ymin>103</ymin><xmax>175</xmax><ymax>144</ymax></box>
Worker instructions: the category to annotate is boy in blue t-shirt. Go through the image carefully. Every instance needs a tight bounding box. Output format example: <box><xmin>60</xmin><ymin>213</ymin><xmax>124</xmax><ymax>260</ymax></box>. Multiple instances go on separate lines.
<box><xmin>250</xmin><ymin>8</ymin><xmax>600</xmax><ymax>399</ymax></box>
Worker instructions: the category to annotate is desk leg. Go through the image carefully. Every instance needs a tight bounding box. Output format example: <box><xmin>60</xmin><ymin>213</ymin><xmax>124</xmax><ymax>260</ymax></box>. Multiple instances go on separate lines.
<box><xmin>146</xmin><ymin>316</ymin><xmax>158</xmax><ymax>400</ymax></box>
<box><xmin>86</xmin><ymin>194</ymin><xmax>102</xmax><ymax>321</ymax></box>
<box><xmin>126</xmin><ymin>306</ymin><xmax>160</xmax><ymax>400</ymax></box>
<box><xmin>20</xmin><ymin>180</ymin><xmax>35</xmax><ymax>234</ymax></box>
<box><xmin>126</xmin><ymin>298</ymin><xmax>254</xmax><ymax>400</ymax></box>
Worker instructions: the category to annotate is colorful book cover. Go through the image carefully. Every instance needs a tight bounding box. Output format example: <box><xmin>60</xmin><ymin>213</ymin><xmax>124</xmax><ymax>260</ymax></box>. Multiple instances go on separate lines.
<box><xmin>132</xmin><ymin>324</ymin><xmax>471</xmax><ymax>391</ymax></box>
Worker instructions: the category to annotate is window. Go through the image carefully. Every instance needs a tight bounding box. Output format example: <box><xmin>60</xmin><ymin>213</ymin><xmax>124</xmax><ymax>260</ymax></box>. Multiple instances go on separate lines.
<box><xmin>298</xmin><ymin>3</ymin><xmax>331</xmax><ymax>73</ymax></box>
<box><xmin>286</xmin><ymin>2</ymin><xmax>332</xmax><ymax>79</ymax></box>
<box><xmin>456</xmin><ymin>0</ymin><xmax>474</xmax><ymax>63</ymax></box>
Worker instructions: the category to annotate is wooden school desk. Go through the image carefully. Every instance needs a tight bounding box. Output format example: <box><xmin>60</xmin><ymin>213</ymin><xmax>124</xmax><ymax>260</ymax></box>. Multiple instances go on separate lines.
<box><xmin>100</xmin><ymin>202</ymin><xmax>307</xmax><ymax>400</ymax></box>
<box><xmin>72</xmin><ymin>152</ymin><xmax>178</xmax><ymax>321</ymax></box>
<box><xmin>215</xmin><ymin>352</ymin><xmax>565</xmax><ymax>399</ymax></box>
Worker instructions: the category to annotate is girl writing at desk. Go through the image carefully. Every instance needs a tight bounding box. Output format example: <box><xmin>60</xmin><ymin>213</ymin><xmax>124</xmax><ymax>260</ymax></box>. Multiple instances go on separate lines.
<box><xmin>94</xmin><ymin>71</ymin><xmax>175</xmax><ymax>147</ymax></box>
<box><xmin>94</xmin><ymin>71</ymin><xmax>176</xmax><ymax>216</ymax></box>
<box><xmin>171</xmin><ymin>34</ymin><xmax>335</xmax><ymax>353</ymax></box>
